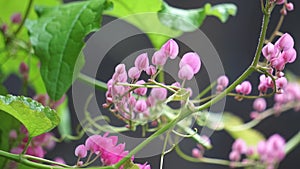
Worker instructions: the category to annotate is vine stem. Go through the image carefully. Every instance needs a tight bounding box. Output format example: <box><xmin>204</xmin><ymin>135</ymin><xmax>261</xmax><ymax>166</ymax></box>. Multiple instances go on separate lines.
<box><xmin>14</xmin><ymin>0</ymin><xmax>34</xmax><ymax>36</ymax></box>
<box><xmin>78</xmin><ymin>73</ymin><xmax>107</xmax><ymax>91</ymax></box>
<box><xmin>285</xmin><ymin>131</ymin><xmax>300</xmax><ymax>154</ymax></box>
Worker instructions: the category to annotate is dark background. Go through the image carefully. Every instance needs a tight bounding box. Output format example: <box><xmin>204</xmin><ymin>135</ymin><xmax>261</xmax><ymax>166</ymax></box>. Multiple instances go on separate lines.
<box><xmin>21</xmin><ymin>0</ymin><xmax>300</xmax><ymax>168</ymax></box>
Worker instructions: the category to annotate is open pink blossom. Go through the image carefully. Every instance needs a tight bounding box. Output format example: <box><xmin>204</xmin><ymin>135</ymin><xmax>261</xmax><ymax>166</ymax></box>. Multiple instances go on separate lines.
<box><xmin>178</xmin><ymin>64</ymin><xmax>194</xmax><ymax>80</ymax></box>
<box><xmin>179</xmin><ymin>52</ymin><xmax>201</xmax><ymax>74</ymax></box>
<box><xmin>135</xmin><ymin>53</ymin><xmax>149</xmax><ymax>71</ymax></box>
<box><xmin>275</xmin><ymin>33</ymin><xmax>294</xmax><ymax>51</ymax></box>
<box><xmin>75</xmin><ymin>144</ymin><xmax>87</xmax><ymax>158</ymax></box>
<box><xmin>152</xmin><ymin>50</ymin><xmax>168</xmax><ymax>66</ymax></box>
<box><xmin>161</xmin><ymin>39</ymin><xmax>179</xmax><ymax>59</ymax></box>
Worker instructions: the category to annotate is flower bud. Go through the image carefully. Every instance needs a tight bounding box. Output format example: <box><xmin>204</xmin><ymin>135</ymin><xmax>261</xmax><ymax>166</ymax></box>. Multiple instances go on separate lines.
<box><xmin>275</xmin><ymin>33</ymin><xmax>294</xmax><ymax>51</ymax></box>
<box><xmin>276</xmin><ymin>77</ymin><xmax>288</xmax><ymax>89</ymax></box>
<box><xmin>152</xmin><ymin>50</ymin><xmax>168</xmax><ymax>66</ymax></box>
<box><xmin>11</xmin><ymin>13</ymin><xmax>22</xmax><ymax>24</ymax></box>
<box><xmin>146</xmin><ymin>65</ymin><xmax>156</xmax><ymax>76</ymax></box>
<box><xmin>134</xmin><ymin>100</ymin><xmax>148</xmax><ymax>113</ymax></box>
<box><xmin>285</xmin><ymin>2</ymin><xmax>294</xmax><ymax>11</ymax></box>
<box><xmin>151</xmin><ymin>87</ymin><xmax>167</xmax><ymax>101</ymax></box>
<box><xmin>229</xmin><ymin>151</ymin><xmax>241</xmax><ymax>161</ymax></box>
<box><xmin>133</xmin><ymin>80</ymin><xmax>147</xmax><ymax>96</ymax></box>
<box><xmin>178</xmin><ymin>64</ymin><xmax>194</xmax><ymax>80</ymax></box>
<box><xmin>262</xmin><ymin>43</ymin><xmax>278</xmax><ymax>60</ymax></box>
<box><xmin>192</xmin><ymin>148</ymin><xmax>202</xmax><ymax>158</ymax></box>
<box><xmin>217</xmin><ymin>75</ymin><xmax>229</xmax><ymax>88</ymax></box>
<box><xmin>179</xmin><ymin>52</ymin><xmax>201</xmax><ymax>74</ymax></box>
<box><xmin>135</xmin><ymin>53</ymin><xmax>149</xmax><ymax>71</ymax></box>
<box><xmin>128</xmin><ymin>67</ymin><xmax>141</xmax><ymax>79</ymax></box>
<box><xmin>0</xmin><ymin>24</ymin><xmax>8</xmax><ymax>33</ymax></box>
<box><xmin>253</xmin><ymin>98</ymin><xmax>267</xmax><ymax>112</ymax></box>
<box><xmin>281</xmin><ymin>48</ymin><xmax>296</xmax><ymax>63</ymax></box>
<box><xmin>161</xmin><ymin>39</ymin><xmax>179</xmax><ymax>59</ymax></box>
<box><xmin>232</xmin><ymin>139</ymin><xmax>247</xmax><ymax>154</ymax></box>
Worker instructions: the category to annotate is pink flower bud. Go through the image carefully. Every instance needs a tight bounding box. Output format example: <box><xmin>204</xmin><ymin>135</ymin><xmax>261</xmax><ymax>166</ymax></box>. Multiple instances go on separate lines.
<box><xmin>246</xmin><ymin>147</ymin><xmax>255</xmax><ymax>156</ymax></box>
<box><xmin>11</xmin><ymin>13</ymin><xmax>22</xmax><ymax>24</ymax></box>
<box><xmin>257</xmin><ymin>141</ymin><xmax>267</xmax><ymax>155</ymax></box>
<box><xmin>134</xmin><ymin>100</ymin><xmax>148</xmax><ymax>113</ymax></box>
<box><xmin>276</xmin><ymin>77</ymin><xmax>288</xmax><ymax>89</ymax></box>
<box><xmin>192</xmin><ymin>148</ymin><xmax>202</xmax><ymax>158</ymax></box>
<box><xmin>236</xmin><ymin>81</ymin><xmax>252</xmax><ymax>95</ymax></box>
<box><xmin>262</xmin><ymin>43</ymin><xmax>278</xmax><ymax>60</ymax></box>
<box><xmin>285</xmin><ymin>2</ymin><xmax>294</xmax><ymax>11</ymax></box>
<box><xmin>253</xmin><ymin>98</ymin><xmax>267</xmax><ymax>112</ymax></box>
<box><xmin>266</xmin><ymin>134</ymin><xmax>286</xmax><ymax>160</ymax></box>
<box><xmin>85</xmin><ymin>135</ymin><xmax>101</xmax><ymax>152</ymax></box>
<box><xmin>27</xmin><ymin>146</ymin><xmax>45</xmax><ymax>158</ymax></box>
<box><xmin>179</xmin><ymin>52</ymin><xmax>201</xmax><ymax>74</ymax></box>
<box><xmin>75</xmin><ymin>144</ymin><xmax>87</xmax><ymax>158</ymax></box>
<box><xmin>178</xmin><ymin>65</ymin><xmax>194</xmax><ymax>80</ymax></box>
<box><xmin>134</xmin><ymin>80</ymin><xmax>147</xmax><ymax>96</ymax></box>
<box><xmin>161</xmin><ymin>39</ymin><xmax>179</xmax><ymax>59</ymax></box>
<box><xmin>9</xmin><ymin>130</ymin><xmax>17</xmax><ymax>140</ymax></box>
<box><xmin>135</xmin><ymin>53</ymin><xmax>149</xmax><ymax>71</ymax></box>
<box><xmin>113</xmin><ymin>64</ymin><xmax>127</xmax><ymax>82</ymax></box>
<box><xmin>280</xmin><ymin>8</ymin><xmax>287</xmax><ymax>15</ymax></box>
<box><xmin>128</xmin><ymin>67</ymin><xmax>141</xmax><ymax>79</ymax></box>
<box><xmin>232</xmin><ymin>139</ymin><xmax>247</xmax><ymax>154</ymax></box>
<box><xmin>146</xmin><ymin>65</ymin><xmax>156</xmax><ymax>76</ymax></box>
<box><xmin>151</xmin><ymin>87</ymin><xmax>167</xmax><ymax>101</ymax></box>
<box><xmin>250</xmin><ymin>111</ymin><xmax>260</xmax><ymax>119</ymax></box>
<box><xmin>0</xmin><ymin>24</ymin><xmax>8</xmax><ymax>33</ymax></box>
<box><xmin>54</xmin><ymin>157</ymin><xmax>66</xmax><ymax>165</ymax></box>
<box><xmin>217</xmin><ymin>75</ymin><xmax>229</xmax><ymax>88</ymax></box>
<box><xmin>171</xmin><ymin>82</ymin><xmax>181</xmax><ymax>88</ymax></box>
<box><xmin>229</xmin><ymin>151</ymin><xmax>241</xmax><ymax>161</ymax></box>
<box><xmin>152</xmin><ymin>50</ymin><xmax>168</xmax><ymax>66</ymax></box>
<box><xmin>275</xmin><ymin>33</ymin><xmax>294</xmax><ymax>51</ymax></box>
<box><xmin>281</xmin><ymin>48</ymin><xmax>296</xmax><ymax>63</ymax></box>
<box><xmin>271</xmin><ymin>55</ymin><xmax>286</xmax><ymax>71</ymax></box>
<box><xmin>128</xmin><ymin>95</ymin><xmax>137</xmax><ymax>107</ymax></box>
<box><xmin>19</xmin><ymin>62</ymin><xmax>29</xmax><ymax>75</ymax></box>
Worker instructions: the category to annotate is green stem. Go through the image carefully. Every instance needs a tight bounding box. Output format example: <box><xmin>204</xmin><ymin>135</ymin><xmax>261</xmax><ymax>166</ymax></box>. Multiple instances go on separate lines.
<box><xmin>78</xmin><ymin>73</ymin><xmax>107</xmax><ymax>91</ymax></box>
<box><xmin>14</xmin><ymin>0</ymin><xmax>34</xmax><ymax>36</ymax></box>
<box><xmin>194</xmin><ymin>81</ymin><xmax>216</xmax><ymax>100</ymax></box>
<box><xmin>285</xmin><ymin>131</ymin><xmax>300</xmax><ymax>154</ymax></box>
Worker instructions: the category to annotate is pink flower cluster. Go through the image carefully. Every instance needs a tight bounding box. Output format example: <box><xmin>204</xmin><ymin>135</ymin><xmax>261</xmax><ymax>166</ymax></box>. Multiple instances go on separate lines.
<box><xmin>229</xmin><ymin>134</ymin><xmax>286</xmax><ymax>169</ymax></box>
<box><xmin>10</xmin><ymin>126</ymin><xmax>56</xmax><ymax>158</ymax></box>
<box><xmin>216</xmin><ymin>75</ymin><xmax>229</xmax><ymax>93</ymax></box>
<box><xmin>273</xmin><ymin>0</ymin><xmax>294</xmax><ymax>15</ymax></box>
<box><xmin>274</xmin><ymin>82</ymin><xmax>300</xmax><ymax>111</ymax></box>
<box><xmin>74</xmin><ymin>133</ymin><xmax>150</xmax><ymax>168</ymax></box>
<box><xmin>104</xmin><ymin>39</ymin><xmax>201</xmax><ymax>122</ymax></box>
<box><xmin>0</xmin><ymin>13</ymin><xmax>22</xmax><ymax>34</ymax></box>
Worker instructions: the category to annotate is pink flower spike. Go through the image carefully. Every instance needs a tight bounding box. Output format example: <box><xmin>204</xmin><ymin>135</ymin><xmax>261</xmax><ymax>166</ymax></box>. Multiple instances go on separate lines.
<box><xmin>135</xmin><ymin>53</ymin><xmax>149</xmax><ymax>71</ymax></box>
<box><xmin>146</xmin><ymin>65</ymin><xmax>156</xmax><ymax>76</ymax></box>
<box><xmin>11</xmin><ymin>13</ymin><xmax>22</xmax><ymax>24</ymax></box>
<box><xmin>134</xmin><ymin>80</ymin><xmax>147</xmax><ymax>96</ymax></box>
<box><xmin>275</xmin><ymin>33</ymin><xmax>294</xmax><ymax>51</ymax></box>
<box><xmin>75</xmin><ymin>144</ymin><xmax>87</xmax><ymax>158</ymax></box>
<box><xmin>282</xmin><ymin>48</ymin><xmax>297</xmax><ymax>63</ymax></box>
<box><xmin>217</xmin><ymin>75</ymin><xmax>229</xmax><ymax>88</ymax></box>
<box><xmin>179</xmin><ymin>52</ymin><xmax>201</xmax><ymax>74</ymax></box>
<box><xmin>285</xmin><ymin>2</ymin><xmax>294</xmax><ymax>11</ymax></box>
<box><xmin>134</xmin><ymin>100</ymin><xmax>148</xmax><ymax>113</ymax></box>
<box><xmin>253</xmin><ymin>98</ymin><xmax>267</xmax><ymax>112</ymax></box>
<box><xmin>161</xmin><ymin>39</ymin><xmax>179</xmax><ymax>59</ymax></box>
<box><xmin>152</xmin><ymin>50</ymin><xmax>168</xmax><ymax>66</ymax></box>
<box><xmin>128</xmin><ymin>67</ymin><xmax>141</xmax><ymax>80</ymax></box>
<box><xmin>178</xmin><ymin>64</ymin><xmax>194</xmax><ymax>80</ymax></box>
<box><xmin>151</xmin><ymin>88</ymin><xmax>167</xmax><ymax>101</ymax></box>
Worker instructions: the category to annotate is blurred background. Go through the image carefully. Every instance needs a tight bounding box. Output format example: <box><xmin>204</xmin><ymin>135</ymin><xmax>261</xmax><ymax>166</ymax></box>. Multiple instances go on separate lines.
<box><xmin>5</xmin><ymin>0</ymin><xmax>300</xmax><ymax>168</ymax></box>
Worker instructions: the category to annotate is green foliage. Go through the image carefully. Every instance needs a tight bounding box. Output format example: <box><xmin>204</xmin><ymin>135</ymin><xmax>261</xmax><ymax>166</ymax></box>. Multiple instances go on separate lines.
<box><xmin>0</xmin><ymin>95</ymin><xmax>59</xmax><ymax>137</ymax></box>
<box><xmin>26</xmin><ymin>0</ymin><xmax>110</xmax><ymax>100</ymax></box>
<box><xmin>223</xmin><ymin>113</ymin><xmax>265</xmax><ymax>146</ymax></box>
<box><xmin>57</xmin><ymin>98</ymin><xmax>72</xmax><ymax>137</ymax></box>
<box><xmin>158</xmin><ymin>2</ymin><xmax>237</xmax><ymax>32</ymax></box>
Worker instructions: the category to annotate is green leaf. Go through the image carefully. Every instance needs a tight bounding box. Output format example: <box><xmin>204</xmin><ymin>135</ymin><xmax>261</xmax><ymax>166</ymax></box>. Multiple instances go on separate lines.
<box><xmin>206</xmin><ymin>3</ymin><xmax>237</xmax><ymax>23</ymax></box>
<box><xmin>222</xmin><ymin>113</ymin><xmax>264</xmax><ymax>146</ymax></box>
<box><xmin>158</xmin><ymin>2</ymin><xmax>237</xmax><ymax>32</ymax></box>
<box><xmin>0</xmin><ymin>95</ymin><xmax>59</xmax><ymax>137</ymax></box>
<box><xmin>104</xmin><ymin>0</ymin><xmax>182</xmax><ymax>49</ymax></box>
<box><xmin>26</xmin><ymin>0</ymin><xmax>109</xmax><ymax>100</ymax></box>
<box><xmin>57</xmin><ymin>98</ymin><xmax>72</xmax><ymax>137</ymax></box>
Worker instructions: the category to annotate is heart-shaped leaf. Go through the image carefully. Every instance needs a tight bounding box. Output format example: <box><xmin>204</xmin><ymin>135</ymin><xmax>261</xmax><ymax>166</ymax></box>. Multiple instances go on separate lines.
<box><xmin>26</xmin><ymin>0</ymin><xmax>110</xmax><ymax>100</ymax></box>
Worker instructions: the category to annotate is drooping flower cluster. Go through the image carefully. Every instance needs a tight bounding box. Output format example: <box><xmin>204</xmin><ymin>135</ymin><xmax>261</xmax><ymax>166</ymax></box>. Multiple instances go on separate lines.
<box><xmin>104</xmin><ymin>39</ymin><xmax>201</xmax><ymax>122</ymax></box>
<box><xmin>229</xmin><ymin>134</ymin><xmax>286</xmax><ymax>169</ymax></box>
<box><xmin>74</xmin><ymin>133</ymin><xmax>150</xmax><ymax>168</ymax></box>
<box><xmin>10</xmin><ymin>126</ymin><xmax>56</xmax><ymax>158</ymax></box>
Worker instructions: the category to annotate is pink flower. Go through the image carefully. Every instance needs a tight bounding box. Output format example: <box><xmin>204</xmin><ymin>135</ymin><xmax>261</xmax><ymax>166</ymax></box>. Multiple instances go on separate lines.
<box><xmin>192</xmin><ymin>148</ymin><xmax>202</xmax><ymax>158</ymax></box>
<box><xmin>276</xmin><ymin>0</ymin><xmax>285</xmax><ymax>5</ymax></box>
<box><xmin>285</xmin><ymin>2</ymin><xmax>294</xmax><ymax>11</ymax></box>
<box><xmin>135</xmin><ymin>53</ymin><xmax>149</xmax><ymax>71</ymax></box>
<box><xmin>229</xmin><ymin>151</ymin><xmax>241</xmax><ymax>161</ymax></box>
<box><xmin>54</xmin><ymin>157</ymin><xmax>66</xmax><ymax>165</ymax></box>
<box><xmin>178</xmin><ymin>65</ymin><xmax>194</xmax><ymax>80</ymax></box>
<box><xmin>11</xmin><ymin>13</ymin><xmax>22</xmax><ymax>24</ymax></box>
<box><xmin>232</xmin><ymin>139</ymin><xmax>247</xmax><ymax>154</ymax></box>
<box><xmin>152</xmin><ymin>50</ymin><xmax>168</xmax><ymax>66</ymax></box>
<box><xmin>146</xmin><ymin>65</ymin><xmax>156</xmax><ymax>76</ymax></box>
<box><xmin>253</xmin><ymin>98</ymin><xmax>267</xmax><ymax>112</ymax></box>
<box><xmin>217</xmin><ymin>75</ymin><xmax>229</xmax><ymax>88</ymax></box>
<box><xmin>275</xmin><ymin>33</ymin><xmax>294</xmax><ymax>51</ymax></box>
<box><xmin>270</xmin><ymin>55</ymin><xmax>286</xmax><ymax>71</ymax></box>
<box><xmin>85</xmin><ymin>135</ymin><xmax>102</xmax><ymax>153</ymax></box>
<box><xmin>281</xmin><ymin>48</ymin><xmax>297</xmax><ymax>63</ymax></box>
<box><xmin>134</xmin><ymin>100</ymin><xmax>148</xmax><ymax>113</ymax></box>
<box><xmin>262</xmin><ymin>43</ymin><xmax>278</xmax><ymax>61</ymax></box>
<box><xmin>134</xmin><ymin>80</ymin><xmax>147</xmax><ymax>96</ymax></box>
<box><xmin>276</xmin><ymin>77</ymin><xmax>288</xmax><ymax>89</ymax></box>
<box><xmin>150</xmin><ymin>88</ymin><xmax>167</xmax><ymax>101</ymax></box>
<box><xmin>161</xmin><ymin>39</ymin><xmax>179</xmax><ymax>59</ymax></box>
<box><xmin>128</xmin><ymin>67</ymin><xmax>141</xmax><ymax>80</ymax></box>
<box><xmin>113</xmin><ymin>64</ymin><xmax>127</xmax><ymax>82</ymax></box>
<box><xmin>236</xmin><ymin>81</ymin><xmax>252</xmax><ymax>95</ymax></box>
<box><xmin>137</xmin><ymin>162</ymin><xmax>151</xmax><ymax>169</ymax></box>
<box><xmin>75</xmin><ymin>144</ymin><xmax>87</xmax><ymax>158</ymax></box>
<box><xmin>179</xmin><ymin>52</ymin><xmax>201</xmax><ymax>74</ymax></box>
<box><xmin>0</xmin><ymin>24</ymin><xmax>8</xmax><ymax>33</ymax></box>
